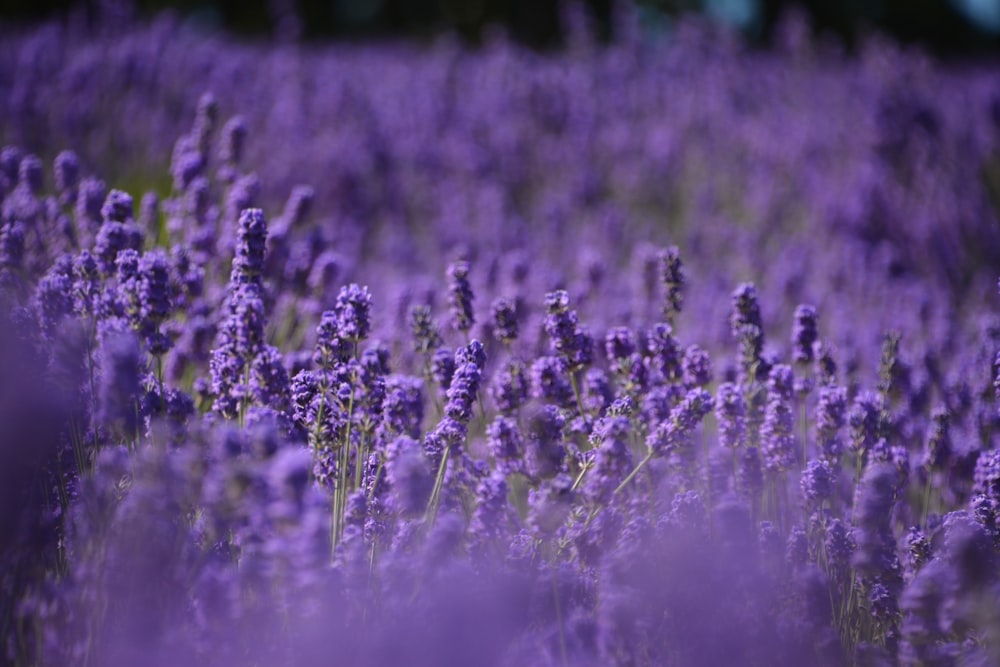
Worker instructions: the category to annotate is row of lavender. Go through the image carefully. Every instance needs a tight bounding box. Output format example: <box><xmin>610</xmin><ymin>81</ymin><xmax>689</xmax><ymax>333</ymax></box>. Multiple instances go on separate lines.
<box><xmin>3</xmin><ymin>9</ymin><xmax>1000</xmax><ymax>360</ymax></box>
<box><xmin>1</xmin><ymin>8</ymin><xmax>1000</xmax><ymax>667</ymax></box>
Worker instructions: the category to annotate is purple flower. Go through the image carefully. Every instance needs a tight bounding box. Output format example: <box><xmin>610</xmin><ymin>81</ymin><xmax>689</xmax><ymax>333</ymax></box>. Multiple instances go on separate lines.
<box><xmin>75</xmin><ymin>177</ymin><xmax>107</xmax><ymax>231</ymax></box>
<box><xmin>447</xmin><ymin>260</ymin><xmax>475</xmax><ymax>332</ymax></box>
<box><xmin>487</xmin><ymin>416</ymin><xmax>524</xmax><ymax>476</ymax></box>
<box><xmin>218</xmin><ymin>115</ymin><xmax>247</xmax><ymax>165</ymax></box>
<box><xmin>730</xmin><ymin>283</ymin><xmax>767</xmax><ymax>381</ymax></box>
<box><xmin>0</xmin><ymin>221</ymin><xmax>26</xmax><ymax>272</ymax></box>
<box><xmin>314</xmin><ymin>309</ymin><xmax>351</xmax><ymax>371</ymax></box>
<box><xmin>604</xmin><ymin>326</ymin><xmax>636</xmax><ymax>363</ymax></box>
<box><xmin>543</xmin><ymin>289</ymin><xmax>592</xmax><ymax>370</ymax></box>
<box><xmin>53</xmin><ymin>150</ymin><xmax>80</xmax><ymax>200</ymax></box>
<box><xmin>816</xmin><ymin>385</ymin><xmax>847</xmax><ymax>463</ymax></box>
<box><xmin>825</xmin><ymin>518</ymin><xmax>854</xmax><ymax>576</ymax></box>
<box><xmin>525</xmin><ymin>405</ymin><xmax>566</xmax><ymax>480</ymax></box>
<box><xmin>849</xmin><ymin>391</ymin><xmax>885</xmax><ymax>458</ymax></box>
<box><xmin>381</xmin><ymin>375</ymin><xmax>424</xmax><ymax>438</ymax></box>
<box><xmin>905</xmin><ymin>527</ymin><xmax>931</xmax><ymax>578</ymax></box>
<box><xmin>530</xmin><ymin>355</ymin><xmax>573</xmax><ymax>407</ymax></box>
<box><xmin>231</xmin><ymin>208</ymin><xmax>267</xmax><ymax>285</ymax></box>
<box><xmin>644</xmin><ymin>322</ymin><xmax>681</xmax><ymax>382</ymax></box>
<box><xmin>444</xmin><ymin>340</ymin><xmax>484</xmax><ymax>423</ymax></box>
<box><xmin>800</xmin><ymin>459</ymin><xmax>834</xmax><ymax>508</ymax></box>
<box><xmin>922</xmin><ymin>409</ymin><xmax>952</xmax><ymax>473</ymax></box>
<box><xmin>137</xmin><ymin>249</ymin><xmax>173</xmax><ymax>354</ymax></box>
<box><xmin>527</xmin><ymin>474</ymin><xmax>575</xmax><ymax>535</ymax></box>
<box><xmin>786</xmin><ymin>525</ymin><xmax>809</xmax><ymax>569</ymax></box>
<box><xmin>250</xmin><ymin>345</ymin><xmax>290</xmax><ymax>412</ymax></box>
<box><xmin>585</xmin><ymin>416</ymin><xmax>633</xmax><ymax>503</ymax></box>
<box><xmin>716</xmin><ymin>382</ymin><xmax>746</xmax><ymax>449</ymax></box>
<box><xmin>431</xmin><ymin>346</ymin><xmax>456</xmax><ymax>393</ymax></box>
<box><xmin>276</xmin><ymin>185</ymin><xmax>314</xmax><ymax>231</ymax></box>
<box><xmin>973</xmin><ymin>448</ymin><xmax>1000</xmax><ymax>502</ymax></box>
<box><xmin>34</xmin><ymin>265</ymin><xmax>74</xmax><ymax>335</ymax></box>
<box><xmin>657</xmin><ymin>245</ymin><xmax>684</xmax><ymax>323</ymax></box>
<box><xmin>490</xmin><ymin>297</ymin><xmax>518</xmax><ymax>344</ymax></box>
<box><xmin>335</xmin><ymin>283</ymin><xmax>373</xmax><ymax>342</ymax></box>
<box><xmin>17</xmin><ymin>154</ymin><xmax>43</xmax><ymax>194</ymax></box>
<box><xmin>761</xmin><ymin>364</ymin><xmax>798</xmax><ymax>472</ymax></box>
<box><xmin>489</xmin><ymin>359</ymin><xmax>529</xmax><ymax>414</ymax></box>
<box><xmin>582</xmin><ymin>367</ymin><xmax>613</xmax><ymax>414</ymax></box>
<box><xmin>408</xmin><ymin>305</ymin><xmax>442</xmax><ymax>356</ymax></box>
<box><xmin>101</xmin><ymin>189</ymin><xmax>134</xmax><ymax>223</ymax></box>
<box><xmin>852</xmin><ymin>463</ymin><xmax>902</xmax><ymax>585</ymax></box>
<box><xmin>681</xmin><ymin>344</ymin><xmax>713</xmax><ymax>388</ymax></box>
<box><xmin>791</xmin><ymin>304</ymin><xmax>819</xmax><ymax>364</ymax></box>
<box><xmin>647</xmin><ymin>387</ymin><xmax>714</xmax><ymax>458</ymax></box>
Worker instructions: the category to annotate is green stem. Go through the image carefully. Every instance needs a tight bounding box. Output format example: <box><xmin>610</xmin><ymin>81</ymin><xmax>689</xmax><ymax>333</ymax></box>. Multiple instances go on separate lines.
<box><xmin>570</xmin><ymin>462</ymin><xmax>591</xmax><ymax>492</ymax></box>
<box><xmin>568</xmin><ymin>370</ymin><xmax>587</xmax><ymax>420</ymax></box>
<box><xmin>614</xmin><ymin>451</ymin><xmax>654</xmax><ymax>497</ymax></box>
<box><xmin>426</xmin><ymin>444</ymin><xmax>452</xmax><ymax>526</ymax></box>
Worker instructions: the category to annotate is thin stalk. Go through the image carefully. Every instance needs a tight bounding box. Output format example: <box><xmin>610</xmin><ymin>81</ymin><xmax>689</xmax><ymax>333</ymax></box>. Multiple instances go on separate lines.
<box><xmin>570</xmin><ymin>461</ymin><xmax>591</xmax><ymax>492</ymax></box>
<box><xmin>614</xmin><ymin>451</ymin><xmax>654</xmax><ymax>497</ymax></box>
<box><xmin>568</xmin><ymin>370</ymin><xmax>587</xmax><ymax>421</ymax></box>
<box><xmin>426</xmin><ymin>445</ymin><xmax>452</xmax><ymax>526</ymax></box>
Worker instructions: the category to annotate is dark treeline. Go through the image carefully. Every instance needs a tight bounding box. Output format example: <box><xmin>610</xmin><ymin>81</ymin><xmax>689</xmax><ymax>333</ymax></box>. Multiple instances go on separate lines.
<box><xmin>1</xmin><ymin>0</ymin><xmax>998</xmax><ymax>55</ymax></box>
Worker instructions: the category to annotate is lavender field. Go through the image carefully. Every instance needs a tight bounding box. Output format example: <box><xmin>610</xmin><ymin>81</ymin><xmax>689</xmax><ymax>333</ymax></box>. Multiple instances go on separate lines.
<box><xmin>2</xmin><ymin>4</ymin><xmax>1000</xmax><ymax>666</ymax></box>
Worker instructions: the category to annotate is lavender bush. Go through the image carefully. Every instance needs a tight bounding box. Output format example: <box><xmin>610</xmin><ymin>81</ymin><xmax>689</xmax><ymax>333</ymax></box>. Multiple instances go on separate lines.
<box><xmin>2</xmin><ymin>4</ymin><xmax>1000</xmax><ymax>666</ymax></box>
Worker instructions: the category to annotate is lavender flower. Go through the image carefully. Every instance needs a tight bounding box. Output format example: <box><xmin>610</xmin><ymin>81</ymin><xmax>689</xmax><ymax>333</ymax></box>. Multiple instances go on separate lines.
<box><xmin>761</xmin><ymin>364</ymin><xmax>798</xmax><ymax>472</ymax></box>
<box><xmin>334</xmin><ymin>283</ymin><xmax>373</xmax><ymax>342</ymax></box>
<box><xmin>218</xmin><ymin>115</ymin><xmax>248</xmax><ymax>165</ymax></box>
<box><xmin>585</xmin><ymin>416</ymin><xmax>633</xmax><ymax>503</ymax></box>
<box><xmin>657</xmin><ymin>245</ymin><xmax>684</xmax><ymax>324</ymax></box>
<box><xmin>137</xmin><ymin>249</ymin><xmax>173</xmax><ymax>355</ymax></box>
<box><xmin>730</xmin><ymin>282</ymin><xmax>766</xmax><ymax>381</ymax></box>
<box><xmin>543</xmin><ymin>289</ymin><xmax>592</xmax><ymax>371</ymax></box>
<box><xmin>431</xmin><ymin>346</ymin><xmax>456</xmax><ymax>393</ymax></box>
<box><xmin>408</xmin><ymin>304</ymin><xmax>442</xmax><ymax>356</ymax></box>
<box><xmin>825</xmin><ymin>518</ymin><xmax>854</xmax><ymax>577</ymax></box>
<box><xmin>54</xmin><ymin>150</ymin><xmax>80</xmax><ymax>203</ymax></box>
<box><xmin>800</xmin><ymin>459</ymin><xmax>834</xmax><ymax>509</ymax></box>
<box><xmin>101</xmin><ymin>189</ymin><xmax>134</xmax><ymax>223</ymax></box>
<box><xmin>604</xmin><ymin>326</ymin><xmax>636</xmax><ymax>364</ymax></box>
<box><xmin>75</xmin><ymin>177</ymin><xmax>107</xmax><ymax>231</ymax></box>
<box><xmin>530</xmin><ymin>355</ymin><xmax>573</xmax><ymax>407</ymax></box>
<box><xmin>489</xmin><ymin>359</ymin><xmax>528</xmax><ymax>414</ymax></box>
<box><xmin>250</xmin><ymin>345</ymin><xmax>290</xmax><ymax>411</ymax></box>
<box><xmin>681</xmin><ymin>344</ymin><xmax>713</xmax><ymax>388</ymax></box>
<box><xmin>381</xmin><ymin>375</ymin><xmax>424</xmax><ymax>438</ymax></box>
<box><xmin>647</xmin><ymin>387</ymin><xmax>714</xmax><ymax>458</ymax></box>
<box><xmin>490</xmin><ymin>297</ymin><xmax>518</xmax><ymax>345</ymax></box>
<box><xmin>792</xmin><ymin>304</ymin><xmax>819</xmax><ymax>364</ymax></box>
<box><xmin>849</xmin><ymin>391</ymin><xmax>885</xmax><ymax>459</ymax></box>
<box><xmin>446</xmin><ymin>260</ymin><xmax>474</xmax><ymax>332</ymax></box>
<box><xmin>231</xmin><ymin>208</ymin><xmax>267</xmax><ymax>285</ymax></box>
<box><xmin>486</xmin><ymin>416</ymin><xmax>524</xmax><ymax>476</ymax></box>
<box><xmin>645</xmin><ymin>322</ymin><xmax>681</xmax><ymax>382</ymax></box>
<box><xmin>922</xmin><ymin>409</ymin><xmax>952</xmax><ymax>474</ymax></box>
<box><xmin>525</xmin><ymin>405</ymin><xmax>566</xmax><ymax>480</ymax></box>
<box><xmin>816</xmin><ymin>384</ymin><xmax>847</xmax><ymax>463</ymax></box>
<box><xmin>716</xmin><ymin>382</ymin><xmax>746</xmax><ymax>449</ymax></box>
<box><xmin>444</xmin><ymin>340</ymin><xmax>484</xmax><ymax>423</ymax></box>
